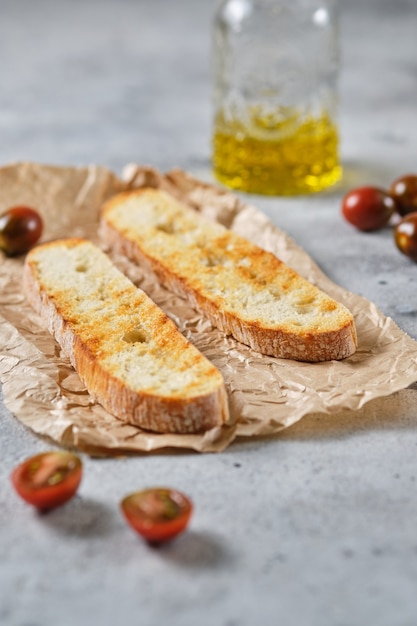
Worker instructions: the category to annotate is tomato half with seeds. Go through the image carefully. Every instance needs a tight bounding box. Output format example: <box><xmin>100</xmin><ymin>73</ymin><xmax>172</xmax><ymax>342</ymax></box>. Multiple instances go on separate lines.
<box><xmin>121</xmin><ymin>487</ymin><xmax>193</xmax><ymax>543</ymax></box>
<box><xmin>11</xmin><ymin>451</ymin><xmax>83</xmax><ymax>510</ymax></box>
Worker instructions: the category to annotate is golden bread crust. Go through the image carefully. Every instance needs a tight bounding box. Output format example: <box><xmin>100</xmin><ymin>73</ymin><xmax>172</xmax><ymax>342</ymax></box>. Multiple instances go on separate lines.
<box><xmin>23</xmin><ymin>238</ymin><xmax>229</xmax><ymax>433</ymax></box>
<box><xmin>100</xmin><ymin>189</ymin><xmax>357</xmax><ymax>362</ymax></box>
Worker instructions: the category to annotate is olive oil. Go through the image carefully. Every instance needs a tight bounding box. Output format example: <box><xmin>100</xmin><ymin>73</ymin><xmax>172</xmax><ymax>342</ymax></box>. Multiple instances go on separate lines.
<box><xmin>212</xmin><ymin>108</ymin><xmax>342</xmax><ymax>196</ymax></box>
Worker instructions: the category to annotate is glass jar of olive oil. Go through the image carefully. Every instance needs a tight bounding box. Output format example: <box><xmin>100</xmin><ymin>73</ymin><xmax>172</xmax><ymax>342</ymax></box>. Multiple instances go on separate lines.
<box><xmin>211</xmin><ymin>0</ymin><xmax>341</xmax><ymax>196</ymax></box>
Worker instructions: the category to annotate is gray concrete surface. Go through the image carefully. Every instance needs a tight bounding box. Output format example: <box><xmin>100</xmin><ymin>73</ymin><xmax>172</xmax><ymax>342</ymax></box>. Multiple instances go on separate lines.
<box><xmin>1</xmin><ymin>1</ymin><xmax>417</xmax><ymax>625</ymax></box>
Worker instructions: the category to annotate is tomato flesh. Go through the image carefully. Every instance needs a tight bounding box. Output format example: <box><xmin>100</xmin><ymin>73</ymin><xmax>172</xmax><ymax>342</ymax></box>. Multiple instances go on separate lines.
<box><xmin>0</xmin><ymin>206</ymin><xmax>43</xmax><ymax>256</ymax></box>
<box><xmin>121</xmin><ymin>487</ymin><xmax>193</xmax><ymax>543</ymax></box>
<box><xmin>11</xmin><ymin>451</ymin><xmax>83</xmax><ymax>510</ymax></box>
<box><xmin>341</xmin><ymin>186</ymin><xmax>396</xmax><ymax>231</ymax></box>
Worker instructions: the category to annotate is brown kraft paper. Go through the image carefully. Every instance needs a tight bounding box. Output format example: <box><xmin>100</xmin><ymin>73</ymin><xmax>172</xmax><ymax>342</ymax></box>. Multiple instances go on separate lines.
<box><xmin>0</xmin><ymin>161</ymin><xmax>416</xmax><ymax>454</ymax></box>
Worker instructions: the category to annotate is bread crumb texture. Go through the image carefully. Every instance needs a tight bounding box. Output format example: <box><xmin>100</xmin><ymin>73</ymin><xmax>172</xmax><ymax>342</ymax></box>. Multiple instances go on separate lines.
<box><xmin>23</xmin><ymin>238</ymin><xmax>229</xmax><ymax>433</ymax></box>
<box><xmin>101</xmin><ymin>189</ymin><xmax>357</xmax><ymax>361</ymax></box>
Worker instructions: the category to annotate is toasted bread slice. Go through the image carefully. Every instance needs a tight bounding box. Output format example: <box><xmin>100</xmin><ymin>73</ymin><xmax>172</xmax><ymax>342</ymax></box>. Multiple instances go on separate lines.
<box><xmin>100</xmin><ymin>189</ymin><xmax>357</xmax><ymax>362</ymax></box>
<box><xmin>23</xmin><ymin>238</ymin><xmax>229</xmax><ymax>434</ymax></box>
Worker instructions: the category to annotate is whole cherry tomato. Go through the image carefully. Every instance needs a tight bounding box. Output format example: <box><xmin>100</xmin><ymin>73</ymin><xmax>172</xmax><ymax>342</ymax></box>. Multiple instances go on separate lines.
<box><xmin>389</xmin><ymin>174</ymin><xmax>417</xmax><ymax>216</ymax></box>
<box><xmin>341</xmin><ymin>186</ymin><xmax>396</xmax><ymax>231</ymax></box>
<box><xmin>11</xmin><ymin>451</ymin><xmax>83</xmax><ymax>510</ymax></box>
<box><xmin>0</xmin><ymin>206</ymin><xmax>43</xmax><ymax>256</ymax></box>
<box><xmin>394</xmin><ymin>212</ymin><xmax>417</xmax><ymax>262</ymax></box>
<box><xmin>121</xmin><ymin>487</ymin><xmax>193</xmax><ymax>543</ymax></box>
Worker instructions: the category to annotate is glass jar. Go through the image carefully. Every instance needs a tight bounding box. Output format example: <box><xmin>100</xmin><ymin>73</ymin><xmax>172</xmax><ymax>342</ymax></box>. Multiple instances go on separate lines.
<box><xmin>211</xmin><ymin>0</ymin><xmax>342</xmax><ymax>196</ymax></box>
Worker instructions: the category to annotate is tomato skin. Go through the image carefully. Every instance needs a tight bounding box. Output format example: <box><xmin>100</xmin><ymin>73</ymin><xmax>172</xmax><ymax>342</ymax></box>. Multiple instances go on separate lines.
<box><xmin>121</xmin><ymin>488</ymin><xmax>193</xmax><ymax>543</ymax></box>
<box><xmin>0</xmin><ymin>206</ymin><xmax>43</xmax><ymax>256</ymax></box>
<box><xmin>341</xmin><ymin>186</ymin><xmax>396</xmax><ymax>231</ymax></box>
<box><xmin>11</xmin><ymin>451</ymin><xmax>83</xmax><ymax>510</ymax></box>
<box><xmin>389</xmin><ymin>174</ymin><xmax>417</xmax><ymax>216</ymax></box>
<box><xmin>394</xmin><ymin>212</ymin><xmax>417</xmax><ymax>262</ymax></box>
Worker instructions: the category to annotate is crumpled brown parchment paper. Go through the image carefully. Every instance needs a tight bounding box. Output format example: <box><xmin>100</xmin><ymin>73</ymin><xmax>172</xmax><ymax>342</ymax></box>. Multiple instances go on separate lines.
<box><xmin>1</xmin><ymin>162</ymin><xmax>416</xmax><ymax>454</ymax></box>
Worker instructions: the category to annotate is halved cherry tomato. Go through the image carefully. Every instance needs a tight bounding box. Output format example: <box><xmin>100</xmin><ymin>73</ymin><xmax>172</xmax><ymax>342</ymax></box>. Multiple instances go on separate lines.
<box><xmin>11</xmin><ymin>451</ymin><xmax>83</xmax><ymax>510</ymax></box>
<box><xmin>120</xmin><ymin>487</ymin><xmax>193</xmax><ymax>543</ymax></box>
<box><xmin>0</xmin><ymin>205</ymin><xmax>43</xmax><ymax>256</ymax></box>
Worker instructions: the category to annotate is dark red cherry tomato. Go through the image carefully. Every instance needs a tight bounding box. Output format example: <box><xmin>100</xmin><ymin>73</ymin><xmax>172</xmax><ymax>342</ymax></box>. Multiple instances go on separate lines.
<box><xmin>341</xmin><ymin>186</ymin><xmax>396</xmax><ymax>231</ymax></box>
<box><xmin>121</xmin><ymin>487</ymin><xmax>193</xmax><ymax>543</ymax></box>
<box><xmin>0</xmin><ymin>206</ymin><xmax>43</xmax><ymax>256</ymax></box>
<box><xmin>389</xmin><ymin>174</ymin><xmax>417</xmax><ymax>216</ymax></box>
<box><xmin>11</xmin><ymin>451</ymin><xmax>83</xmax><ymax>510</ymax></box>
<box><xmin>394</xmin><ymin>212</ymin><xmax>417</xmax><ymax>262</ymax></box>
